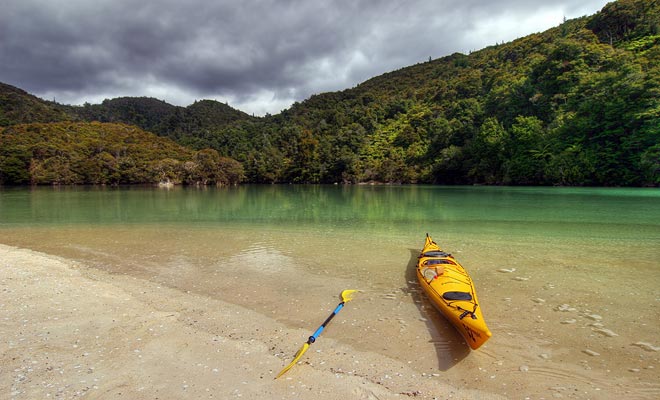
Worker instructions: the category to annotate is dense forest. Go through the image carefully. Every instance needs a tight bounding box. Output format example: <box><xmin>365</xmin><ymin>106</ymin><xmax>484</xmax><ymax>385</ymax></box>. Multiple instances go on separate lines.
<box><xmin>0</xmin><ymin>122</ymin><xmax>243</xmax><ymax>185</ymax></box>
<box><xmin>1</xmin><ymin>0</ymin><xmax>659</xmax><ymax>186</ymax></box>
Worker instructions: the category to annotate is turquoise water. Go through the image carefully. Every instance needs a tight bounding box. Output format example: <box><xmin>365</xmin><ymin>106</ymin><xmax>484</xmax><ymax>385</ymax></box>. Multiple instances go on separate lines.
<box><xmin>2</xmin><ymin>184</ymin><xmax>658</xmax><ymax>293</ymax></box>
<box><xmin>2</xmin><ymin>185</ymin><xmax>659</xmax><ymax>239</ymax></box>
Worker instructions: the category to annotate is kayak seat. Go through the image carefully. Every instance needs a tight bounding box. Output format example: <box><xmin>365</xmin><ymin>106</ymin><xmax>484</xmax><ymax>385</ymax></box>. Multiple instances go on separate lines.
<box><xmin>423</xmin><ymin>259</ymin><xmax>456</xmax><ymax>266</ymax></box>
<box><xmin>442</xmin><ymin>291</ymin><xmax>472</xmax><ymax>301</ymax></box>
<box><xmin>422</xmin><ymin>251</ymin><xmax>451</xmax><ymax>258</ymax></box>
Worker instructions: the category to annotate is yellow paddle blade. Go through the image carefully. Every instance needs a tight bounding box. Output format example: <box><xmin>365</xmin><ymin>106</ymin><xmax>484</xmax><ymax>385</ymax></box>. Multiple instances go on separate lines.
<box><xmin>275</xmin><ymin>342</ymin><xmax>310</xmax><ymax>379</ymax></box>
<box><xmin>341</xmin><ymin>289</ymin><xmax>358</xmax><ymax>303</ymax></box>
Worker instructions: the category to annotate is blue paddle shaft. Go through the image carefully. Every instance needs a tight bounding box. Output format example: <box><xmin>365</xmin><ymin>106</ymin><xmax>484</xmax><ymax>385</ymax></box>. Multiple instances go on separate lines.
<box><xmin>308</xmin><ymin>302</ymin><xmax>345</xmax><ymax>343</ymax></box>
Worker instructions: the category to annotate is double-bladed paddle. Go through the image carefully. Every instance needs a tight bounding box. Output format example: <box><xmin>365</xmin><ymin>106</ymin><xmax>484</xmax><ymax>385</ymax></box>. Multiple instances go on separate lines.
<box><xmin>275</xmin><ymin>289</ymin><xmax>357</xmax><ymax>379</ymax></box>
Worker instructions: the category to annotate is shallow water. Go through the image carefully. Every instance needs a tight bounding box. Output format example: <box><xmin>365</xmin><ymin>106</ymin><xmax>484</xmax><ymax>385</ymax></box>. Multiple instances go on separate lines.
<box><xmin>1</xmin><ymin>185</ymin><xmax>659</xmax><ymax>398</ymax></box>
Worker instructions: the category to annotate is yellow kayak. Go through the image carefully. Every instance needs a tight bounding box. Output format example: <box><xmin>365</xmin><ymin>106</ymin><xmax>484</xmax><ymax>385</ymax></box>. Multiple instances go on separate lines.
<box><xmin>416</xmin><ymin>234</ymin><xmax>491</xmax><ymax>350</ymax></box>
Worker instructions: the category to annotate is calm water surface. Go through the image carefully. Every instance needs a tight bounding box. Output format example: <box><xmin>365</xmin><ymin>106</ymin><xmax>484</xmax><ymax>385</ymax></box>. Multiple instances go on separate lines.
<box><xmin>2</xmin><ymin>185</ymin><xmax>659</xmax><ymax>398</ymax></box>
<box><xmin>2</xmin><ymin>184</ymin><xmax>659</xmax><ymax>236</ymax></box>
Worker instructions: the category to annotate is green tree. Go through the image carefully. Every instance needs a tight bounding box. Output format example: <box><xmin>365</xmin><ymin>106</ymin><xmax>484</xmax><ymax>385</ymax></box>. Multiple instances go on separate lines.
<box><xmin>504</xmin><ymin>116</ymin><xmax>546</xmax><ymax>184</ymax></box>
<box><xmin>468</xmin><ymin>117</ymin><xmax>507</xmax><ymax>183</ymax></box>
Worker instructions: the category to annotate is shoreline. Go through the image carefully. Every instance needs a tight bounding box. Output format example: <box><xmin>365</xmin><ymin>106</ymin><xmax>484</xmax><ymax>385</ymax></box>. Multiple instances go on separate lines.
<box><xmin>1</xmin><ymin>243</ymin><xmax>496</xmax><ymax>399</ymax></box>
<box><xmin>2</xmin><ymin>240</ymin><xmax>658</xmax><ymax>399</ymax></box>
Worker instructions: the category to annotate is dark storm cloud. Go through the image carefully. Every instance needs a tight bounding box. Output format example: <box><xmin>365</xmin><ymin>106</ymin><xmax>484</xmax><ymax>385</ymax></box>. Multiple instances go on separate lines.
<box><xmin>0</xmin><ymin>0</ymin><xmax>610</xmax><ymax>115</ymax></box>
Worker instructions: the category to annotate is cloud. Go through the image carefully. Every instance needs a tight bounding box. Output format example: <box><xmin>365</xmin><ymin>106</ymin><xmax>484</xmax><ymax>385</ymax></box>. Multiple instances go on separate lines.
<box><xmin>0</xmin><ymin>0</ymin><xmax>610</xmax><ymax>115</ymax></box>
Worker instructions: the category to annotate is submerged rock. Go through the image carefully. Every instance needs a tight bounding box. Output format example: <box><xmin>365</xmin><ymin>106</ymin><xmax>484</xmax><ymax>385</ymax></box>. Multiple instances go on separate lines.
<box><xmin>632</xmin><ymin>342</ymin><xmax>659</xmax><ymax>352</ymax></box>
<box><xmin>593</xmin><ymin>328</ymin><xmax>618</xmax><ymax>337</ymax></box>
<box><xmin>497</xmin><ymin>268</ymin><xmax>516</xmax><ymax>273</ymax></box>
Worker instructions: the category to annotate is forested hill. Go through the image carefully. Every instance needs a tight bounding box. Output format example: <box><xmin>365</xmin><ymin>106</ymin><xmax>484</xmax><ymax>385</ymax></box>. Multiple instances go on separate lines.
<box><xmin>0</xmin><ymin>82</ymin><xmax>70</xmax><ymax>125</ymax></box>
<box><xmin>0</xmin><ymin>89</ymin><xmax>255</xmax><ymax>142</ymax></box>
<box><xmin>64</xmin><ymin>98</ymin><xmax>256</xmax><ymax>146</ymax></box>
<box><xmin>244</xmin><ymin>0</ymin><xmax>660</xmax><ymax>186</ymax></box>
<box><xmin>1</xmin><ymin>0</ymin><xmax>659</xmax><ymax>186</ymax></box>
<box><xmin>0</xmin><ymin>122</ymin><xmax>243</xmax><ymax>186</ymax></box>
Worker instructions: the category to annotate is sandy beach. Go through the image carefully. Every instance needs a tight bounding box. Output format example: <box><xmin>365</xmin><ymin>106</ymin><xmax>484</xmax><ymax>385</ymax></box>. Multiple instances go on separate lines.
<box><xmin>1</xmin><ymin>243</ymin><xmax>498</xmax><ymax>399</ymax></box>
<box><xmin>1</xmin><ymin>238</ymin><xmax>658</xmax><ymax>399</ymax></box>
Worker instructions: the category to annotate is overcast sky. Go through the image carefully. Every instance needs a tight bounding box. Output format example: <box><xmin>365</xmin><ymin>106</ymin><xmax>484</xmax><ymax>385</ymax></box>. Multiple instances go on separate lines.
<box><xmin>1</xmin><ymin>0</ymin><xmax>611</xmax><ymax>116</ymax></box>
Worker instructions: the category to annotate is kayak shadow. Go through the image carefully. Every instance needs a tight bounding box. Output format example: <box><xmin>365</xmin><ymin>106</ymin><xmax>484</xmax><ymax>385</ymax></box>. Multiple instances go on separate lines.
<box><xmin>404</xmin><ymin>248</ymin><xmax>470</xmax><ymax>370</ymax></box>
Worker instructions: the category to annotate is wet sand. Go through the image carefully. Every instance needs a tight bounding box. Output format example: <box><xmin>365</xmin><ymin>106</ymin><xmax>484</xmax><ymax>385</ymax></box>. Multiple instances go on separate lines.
<box><xmin>1</xmin><ymin>243</ymin><xmax>498</xmax><ymax>399</ymax></box>
<box><xmin>1</xmin><ymin>226</ymin><xmax>659</xmax><ymax>399</ymax></box>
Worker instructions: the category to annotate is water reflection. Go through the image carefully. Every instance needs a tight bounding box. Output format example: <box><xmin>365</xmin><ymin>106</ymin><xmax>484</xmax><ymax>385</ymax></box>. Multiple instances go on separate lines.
<box><xmin>2</xmin><ymin>185</ymin><xmax>659</xmax><ymax>243</ymax></box>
